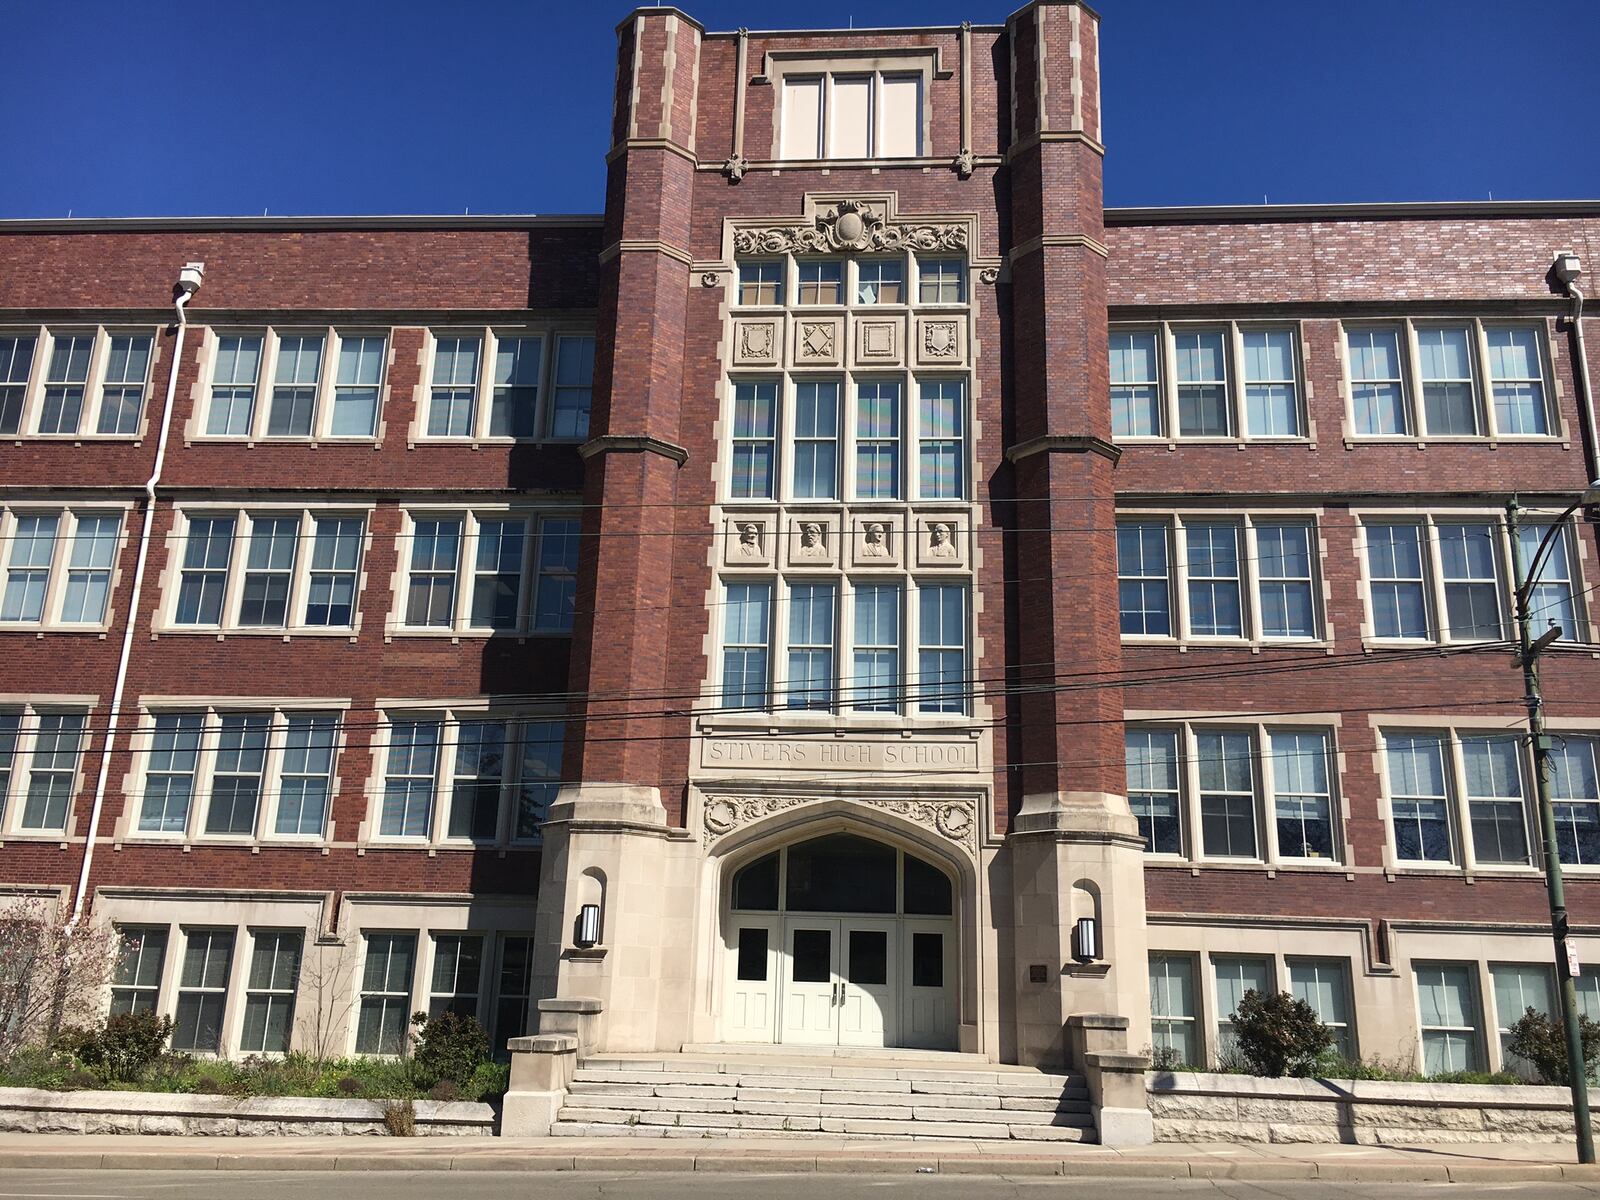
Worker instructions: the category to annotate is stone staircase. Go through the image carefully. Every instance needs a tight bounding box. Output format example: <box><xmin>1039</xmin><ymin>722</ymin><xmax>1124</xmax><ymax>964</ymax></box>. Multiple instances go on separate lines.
<box><xmin>549</xmin><ymin>1051</ymin><xmax>1096</xmax><ymax>1141</ymax></box>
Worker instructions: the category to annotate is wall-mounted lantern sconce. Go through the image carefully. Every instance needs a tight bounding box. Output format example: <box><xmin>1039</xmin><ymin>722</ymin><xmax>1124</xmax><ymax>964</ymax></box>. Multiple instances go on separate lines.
<box><xmin>575</xmin><ymin>902</ymin><xmax>602</xmax><ymax>949</ymax></box>
<box><xmin>1071</xmin><ymin>916</ymin><xmax>1100</xmax><ymax>964</ymax></box>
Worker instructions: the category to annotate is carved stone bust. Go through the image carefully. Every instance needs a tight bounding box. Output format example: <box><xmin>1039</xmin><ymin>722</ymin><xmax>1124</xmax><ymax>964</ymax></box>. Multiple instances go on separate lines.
<box><xmin>736</xmin><ymin>522</ymin><xmax>763</xmax><ymax>558</ymax></box>
<box><xmin>928</xmin><ymin>522</ymin><xmax>957</xmax><ymax>558</ymax></box>
<box><xmin>862</xmin><ymin>522</ymin><xmax>888</xmax><ymax>557</ymax></box>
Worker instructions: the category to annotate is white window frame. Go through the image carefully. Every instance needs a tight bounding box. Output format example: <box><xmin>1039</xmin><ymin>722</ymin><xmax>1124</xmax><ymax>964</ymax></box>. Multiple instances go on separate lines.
<box><xmin>1123</xmin><ymin>720</ymin><xmax>1343</xmax><ymax>866</ymax></box>
<box><xmin>391</xmin><ymin>507</ymin><xmax>581</xmax><ymax>637</ymax></box>
<box><xmin>1341</xmin><ymin>318</ymin><xmax>1558</xmax><ymax>441</ymax></box>
<box><xmin>369</xmin><ymin>707</ymin><xmax>566</xmax><ymax>848</ymax></box>
<box><xmin>0</xmin><ymin>325</ymin><xmax>160</xmax><ymax>440</ymax></box>
<box><xmin>1116</xmin><ymin>511</ymin><xmax>1325</xmax><ymax>646</ymax></box>
<box><xmin>1374</xmin><ymin>724</ymin><xmax>1542</xmax><ymax>873</ymax></box>
<box><xmin>161</xmin><ymin>506</ymin><xmax>370</xmax><ymax>635</ymax></box>
<box><xmin>413</xmin><ymin>328</ymin><xmax>589</xmax><ymax>443</ymax></box>
<box><xmin>1413</xmin><ymin>960</ymin><xmax>1486</xmax><ymax>1075</ymax></box>
<box><xmin>1355</xmin><ymin>509</ymin><xmax>1584</xmax><ymax>647</ymax></box>
<box><xmin>0</xmin><ymin>505</ymin><xmax>127</xmax><ymax>631</ymax></box>
<box><xmin>239</xmin><ymin>927</ymin><xmax>303</xmax><ymax>1056</ymax></box>
<box><xmin>1108</xmin><ymin>321</ymin><xmax>1307</xmax><ymax>444</ymax></box>
<box><xmin>0</xmin><ymin>704</ymin><xmax>90</xmax><ymax>838</ymax></box>
<box><xmin>195</xmin><ymin>327</ymin><xmax>390</xmax><ymax>443</ymax></box>
<box><xmin>775</xmin><ymin>62</ymin><xmax>928</xmax><ymax>162</ymax></box>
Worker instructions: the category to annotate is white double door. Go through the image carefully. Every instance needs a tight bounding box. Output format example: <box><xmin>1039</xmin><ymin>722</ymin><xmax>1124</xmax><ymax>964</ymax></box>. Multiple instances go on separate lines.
<box><xmin>782</xmin><ymin>918</ymin><xmax>896</xmax><ymax>1046</ymax></box>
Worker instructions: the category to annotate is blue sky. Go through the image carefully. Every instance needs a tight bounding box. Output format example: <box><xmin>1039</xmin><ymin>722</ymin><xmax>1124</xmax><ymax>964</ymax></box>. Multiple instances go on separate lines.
<box><xmin>2</xmin><ymin>1</ymin><xmax>1596</xmax><ymax>219</ymax></box>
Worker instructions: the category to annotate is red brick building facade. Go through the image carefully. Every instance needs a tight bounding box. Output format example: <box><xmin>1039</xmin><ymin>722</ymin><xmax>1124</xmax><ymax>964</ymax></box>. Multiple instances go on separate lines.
<box><xmin>2</xmin><ymin>3</ymin><xmax>1598</xmax><ymax>1079</ymax></box>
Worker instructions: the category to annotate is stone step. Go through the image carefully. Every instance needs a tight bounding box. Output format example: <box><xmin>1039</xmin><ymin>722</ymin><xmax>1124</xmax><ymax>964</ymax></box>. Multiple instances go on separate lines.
<box><xmin>580</xmin><ymin>1057</ymin><xmax>1082</xmax><ymax>1089</ymax></box>
<box><xmin>570</xmin><ymin>1070</ymin><xmax>1085</xmax><ymax>1100</ymax></box>
<box><xmin>547</xmin><ymin>1118</ymin><xmax>1095</xmax><ymax>1143</ymax></box>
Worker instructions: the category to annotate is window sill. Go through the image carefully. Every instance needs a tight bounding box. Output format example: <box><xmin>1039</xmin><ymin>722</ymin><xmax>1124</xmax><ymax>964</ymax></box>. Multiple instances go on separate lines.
<box><xmin>0</xmin><ymin>624</ymin><xmax>114</xmax><ymax>636</ymax></box>
<box><xmin>382</xmin><ymin>627</ymin><xmax>573</xmax><ymax>640</ymax></box>
<box><xmin>14</xmin><ymin>434</ymin><xmax>144</xmax><ymax>444</ymax></box>
<box><xmin>1144</xmin><ymin>857</ymin><xmax>1349</xmax><ymax>872</ymax></box>
<box><xmin>699</xmin><ymin>711</ymin><xmax>980</xmax><ymax>733</ymax></box>
<box><xmin>407</xmin><ymin>437</ymin><xmax>586</xmax><ymax>448</ymax></box>
<box><xmin>154</xmin><ymin>626</ymin><xmax>360</xmax><ymax>639</ymax></box>
<box><xmin>1114</xmin><ymin>437</ymin><xmax>1313</xmax><ymax>448</ymax></box>
<box><xmin>1342</xmin><ymin>435</ymin><xmax>1561</xmax><ymax>446</ymax></box>
<box><xmin>1122</xmin><ymin>636</ymin><xmax>1333</xmax><ymax>652</ymax></box>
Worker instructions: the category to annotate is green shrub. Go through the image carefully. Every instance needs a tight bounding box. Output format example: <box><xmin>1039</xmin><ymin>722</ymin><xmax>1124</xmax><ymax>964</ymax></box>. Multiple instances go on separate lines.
<box><xmin>62</xmin><ymin>1070</ymin><xmax>101</xmax><ymax>1090</ymax></box>
<box><xmin>336</xmin><ymin>1075</ymin><xmax>363</xmax><ymax>1096</ymax></box>
<box><xmin>1231</xmin><ymin>989</ymin><xmax>1333</xmax><ymax>1078</ymax></box>
<box><xmin>426</xmin><ymin>1079</ymin><xmax>459</xmax><ymax>1102</ymax></box>
<box><xmin>1507</xmin><ymin>1007</ymin><xmax>1600</xmax><ymax>1086</ymax></box>
<box><xmin>409</xmin><ymin>1010</ymin><xmax>489</xmax><ymax>1087</ymax></box>
<box><xmin>69</xmin><ymin>1012</ymin><xmax>172</xmax><ymax>1083</ymax></box>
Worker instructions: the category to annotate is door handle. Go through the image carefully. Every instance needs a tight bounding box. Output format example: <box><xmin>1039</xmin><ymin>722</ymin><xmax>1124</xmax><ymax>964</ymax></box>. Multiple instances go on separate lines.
<box><xmin>833</xmin><ymin>981</ymin><xmax>843</xmax><ymax>1006</ymax></box>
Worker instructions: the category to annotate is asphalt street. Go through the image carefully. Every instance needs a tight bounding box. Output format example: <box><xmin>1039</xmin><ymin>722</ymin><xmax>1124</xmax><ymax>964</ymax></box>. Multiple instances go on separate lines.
<box><xmin>0</xmin><ymin>1171</ymin><xmax>1593</xmax><ymax>1199</ymax></box>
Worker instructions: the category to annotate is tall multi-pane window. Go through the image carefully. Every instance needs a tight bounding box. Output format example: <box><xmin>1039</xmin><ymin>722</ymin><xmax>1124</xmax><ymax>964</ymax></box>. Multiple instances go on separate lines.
<box><xmin>786</xmin><ymin>583</ymin><xmax>836</xmax><ymax>710</ymax></box>
<box><xmin>267</xmin><ymin>335</ymin><xmax>323</xmax><ymax>437</ymax></box>
<box><xmin>1117</xmin><ymin>523</ymin><xmax>1171</xmax><ymax>636</ymax></box>
<box><xmin>330</xmin><ymin>336</ymin><xmax>385</xmax><ymax>437</ymax></box>
<box><xmin>1255</xmin><ymin>523</ymin><xmax>1315</xmax><ymax>639</ymax></box>
<box><xmin>549</xmin><ymin>335</ymin><xmax>595</xmax><ymax>440</ymax></box>
<box><xmin>175</xmin><ymin>517</ymin><xmax>235</xmax><ymax>625</ymax></box>
<box><xmin>1110</xmin><ymin>330</ymin><xmax>1160</xmax><ymax>438</ymax></box>
<box><xmin>917</xmin><ymin>381</ymin><xmax>964</xmax><ymax>499</ymax></box>
<box><xmin>1149</xmin><ymin>954</ymin><xmax>1197</xmax><ymax>1065</ymax></box>
<box><xmin>1347</xmin><ymin>327</ymin><xmax>1408</xmax><ymax>435</ymax></box>
<box><xmin>917</xmin><ymin>258</ymin><xmax>965</xmax><ymax>303</ymax></box>
<box><xmin>206</xmin><ymin>714</ymin><xmax>269</xmax><ymax>835</ymax></box>
<box><xmin>1416</xmin><ymin>963</ymin><xmax>1482</xmax><ymax>1074</ymax></box>
<box><xmin>779</xmin><ymin>71</ymin><xmax>922</xmax><ymax>160</ymax></box>
<box><xmin>1125</xmin><ymin>729</ymin><xmax>1182</xmax><ymax>855</ymax></box>
<box><xmin>238</xmin><ymin>517</ymin><xmax>298</xmax><ymax>626</ymax></box>
<box><xmin>737</xmin><ymin>261</ymin><xmax>783</xmax><ymax>305</ymax></box>
<box><xmin>59</xmin><ymin>515</ymin><xmax>118</xmax><ymax>624</ymax></box>
<box><xmin>1517</xmin><ymin>523</ymin><xmax>1581</xmax><ymax>641</ymax></box>
<box><xmin>304</xmin><ymin>518</ymin><xmax>362</xmax><ymax>627</ymax></box>
<box><xmin>1551</xmin><ymin>737</ymin><xmax>1600</xmax><ymax>867</ymax></box>
<box><xmin>276</xmin><ymin>714</ymin><xmax>337</xmax><ymax>837</ymax></box>
<box><xmin>731</xmin><ymin>382</ymin><xmax>778</xmax><ymax>499</ymax></box>
<box><xmin>1272</xmin><ymin>730</ymin><xmax>1335</xmax><ymax>859</ymax></box>
<box><xmin>533</xmin><ymin>518</ymin><xmax>580</xmax><ymax>633</ymax></box>
<box><xmin>471</xmin><ymin>520</ymin><xmax>525</xmax><ymax>630</ymax></box>
<box><xmin>1491</xmin><ymin>964</ymin><xmax>1553</xmax><ymax>1078</ymax></box>
<box><xmin>855</xmin><ymin>382</ymin><xmax>901</xmax><ymax>498</ymax></box>
<box><xmin>448</xmin><ymin>721</ymin><xmax>506</xmax><ymax>840</ymax></box>
<box><xmin>240</xmin><ymin>930</ymin><xmax>302</xmax><ymax>1054</ymax></box>
<box><xmin>38</xmin><ymin>333</ymin><xmax>93</xmax><ymax>434</ymax></box>
<box><xmin>139</xmin><ymin>712</ymin><xmax>203</xmax><ymax>833</ymax></box>
<box><xmin>722</xmin><ymin>583</ymin><xmax>771</xmax><ymax>709</ymax></box>
<box><xmin>1184</xmin><ymin>522</ymin><xmax>1243</xmax><ymax>637</ymax></box>
<box><xmin>852</xmin><ymin>584</ymin><xmax>901</xmax><ymax>713</ymax></box>
<box><xmin>1365</xmin><ymin>524</ymin><xmax>1428</xmax><ymax>639</ymax></box>
<box><xmin>382</xmin><ymin>721</ymin><xmax>440</xmax><ymax>838</ymax></box>
<box><xmin>494</xmin><ymin>935</ymin><xmax>536</xmax><ymax>1049</ymax></box>
<box><xmin>490</xmin><ymin>336</ymin><xmax>542</xmax><ymax>438</ymax></box>
<box><xmin>0</xmin><ymin>334</ymin><xmax>35</xmax><ymax>435</ymax></box>
<box><xmin>1214</xmin><ymin>956</ymin><xmax>1271</xmax><ymax>1058</ymax></box>
<box><xmin>793</xmin><ymin>382</ymin><xmax>839</xmax><ymax>500</ymax></box>
<box><xmin>796</xmin><ymin>260</ymin><xmax>841</xmax><ymax>305</ymax></box>
<box><xmin>429</xmin><ymin>336</ymin><xmax>481</xmax><ymax>437</ymax></box>
<box><xmin>406</xmin><ymin>519</ymin><xmax>462</xmax><ymax>628</ymax></box>
<box><xmin>1436</xmin><ymin>523</ymin><xmax>1502</xmax><ymax>641</ymax></box>
<box><xmin>916</xmin><ymin>585</ymin><xmax>966</xmax><ymax>714</ymax></box>
<box><xmin>1416</xmin><ymin>326</ymin><xmax>1477</xmax><ymax>435</ymax></box>
<box><xmin>96</xmin><ymin>335</ymin><xmax>153</xmax><ymax>435</ymax></box>
<box><xmin>207</xmin><ymin>335</ymin><xmax>262</xmax><ymax>436</ymax></box>
<box><xmin>515</xmin><ymin>721</ymin><xmax>565</xmax><ymax>840</ymax></box>
<box><xmin>1290</xmin><ymin>959</ymin><xmax>1353</xmax><ymax>1058</ymax></box>
<box><xmin>110</xmin><ymin>926</ymin><xmax>168</xmax><ymax>1016</ymax></box>
<box><xmin>2</xmin><ymin>515</ymin><xmax>58</xmax><ymax>622</ymax></box>
<box><xmin>172</xmin><ymin>929</ymin><xmax>235</xmax><ymax>1053</ymax></box>
<box><xmin>429</xmin><ymin>934</ymin><xmax>484</xmax><ymax>1018</ymax></box>
<box><xmin>1196</xmin><ymin>730</ymin><xmax>1256</xmax><ymax>858</ymax></box>
<box><xmin>1174</xmin><ymin>330</ymin><xmax>1229</xmax><ymax>436</ymax></box>
<box><xmin>1241</xmin><ymin>329</ymin><xmax>1299</xmax><ymax>437</ymax></box>
<box><xmin>1461</xmin><ymin>736</ymin><xmax>1530</xmax><ymax>865</ymax></box>
<box><xmin>1486</xmin><ymin>326</ymin><xmax>1548</xmax><ymax>435</ymax></box>
<box><xmin>0</xmin><ymin>713</ymin><xmax>17</xmax><ymax>822</ymax></box>
<box><xmin>856</xmin><ymin>259</ymin><xmax>904</xmax><ymax>305</ymax></box>
<box><xmin>357</xmin><ymin>933</ymin><xmax>416</xmax><ymax>1054</ymax></box>
<box><xmin>1384</xmin><ymin>733</ymin><xmax>1453</xmax><ymax>863</ymax></box>
<box><xmin>20</xmin><ymin>712</ymin><xmax>85</xmax><ymax>832</ymax></box>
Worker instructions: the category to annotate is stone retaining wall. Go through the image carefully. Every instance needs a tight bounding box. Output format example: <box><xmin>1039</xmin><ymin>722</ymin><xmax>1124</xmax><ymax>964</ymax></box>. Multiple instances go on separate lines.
<box><xmin>0</xmin><ymin>1087</ymin><xmax>496</xmax><ymax>1136</ymax></box>
<box><xmin>1149</xmin><ymin>1071</ymin><xmax>1586</xmax><ymax>1145</ymax></box>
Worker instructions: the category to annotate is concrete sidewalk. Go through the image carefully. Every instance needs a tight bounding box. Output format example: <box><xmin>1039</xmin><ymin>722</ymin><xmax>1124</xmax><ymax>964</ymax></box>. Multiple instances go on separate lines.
<box><xmin>0</xmin><ymin>1134</ymin><xmax>1596</xmax><ymax>1183</ymax></box>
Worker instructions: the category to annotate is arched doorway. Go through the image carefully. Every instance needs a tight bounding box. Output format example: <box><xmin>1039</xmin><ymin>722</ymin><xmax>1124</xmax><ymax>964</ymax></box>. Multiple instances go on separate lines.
<box><xmin>721</xmin><ymin>832</ymin><xmax>957</xmax><ymax>1049</ymax></box>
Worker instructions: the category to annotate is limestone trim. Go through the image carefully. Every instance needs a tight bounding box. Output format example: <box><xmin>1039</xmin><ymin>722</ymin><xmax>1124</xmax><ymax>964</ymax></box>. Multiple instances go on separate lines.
<box><xmin>577</xmin><ymin>433</ymin><xmax>689</xmax><ymax>465</ymax></box>
<box><xmin>698</xmin><ymin>790</ymin><xmax>979</xmax><ymax>856</ymax></box>
<box><xmin>596</xmin><ymin>238</ymin><xmax>695</xmax><ymax>266</ymax></box>
<box><xmin>1004</xmin><ymin>129</ymin><xmax>1108</xmax><ymax>160</ymax></box>
<box><xmin>1007</xmin><ymin>232</ymin><xmax>1110</xmax><ymax>262</ymax></box>
<box><xmin>718</xmin><ymin>192</ymin><xmax>998</xmax><ymax>271</ymax></box>
<box><xmin>1004</xmin><ymin>433</ymin><xmax>1120</xmax><ymax>464</ymax></box>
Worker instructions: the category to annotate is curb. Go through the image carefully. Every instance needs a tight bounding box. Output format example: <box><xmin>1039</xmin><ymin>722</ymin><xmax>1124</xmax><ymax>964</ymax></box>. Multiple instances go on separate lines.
<box><xmin>0</xmin><ymin>1151</ymin><xmax>1595</xmax><ymax>1180</ymax></box>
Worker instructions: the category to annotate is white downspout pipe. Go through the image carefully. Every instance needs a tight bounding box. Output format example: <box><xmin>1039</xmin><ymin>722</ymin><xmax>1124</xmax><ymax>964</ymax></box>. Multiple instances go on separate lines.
<box><xmin>68</xmin><ymin>262</ymin><xmax>204</xmax><ymax>927</ymax></box>
<box><xmin>1554</xmin><ymin>252</ymin><xmax>1598</xmax><ymax>487</ymax></box>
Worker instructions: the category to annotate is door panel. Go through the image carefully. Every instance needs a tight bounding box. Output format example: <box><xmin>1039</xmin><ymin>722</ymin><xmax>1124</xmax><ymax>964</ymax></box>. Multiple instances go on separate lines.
<box><xmin>838</xmin><ymin>923</ymin><xmax>893</xmax><ymax>1046</ymax></box>
<box><xmin>725</xmin><ymin>920</ymin><xmax>778</xmax><ymax>1042</ymax></box>
<box><xmin>782</xmin><ymin>923</ymin><xmax>839</xmax><ymax>1043</ymax></box>
<box><xmin>900</xmin><ymin>923</ymin><xmax>956</xmax><ymax>1049</ymax></box>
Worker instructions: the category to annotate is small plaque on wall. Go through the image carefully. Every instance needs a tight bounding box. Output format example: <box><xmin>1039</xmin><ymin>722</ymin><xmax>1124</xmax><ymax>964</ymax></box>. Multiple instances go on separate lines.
<box><xmin>1028</xmin><ymin>964</ymin><xmax>1049</xmax><ymax>984</ymax></box>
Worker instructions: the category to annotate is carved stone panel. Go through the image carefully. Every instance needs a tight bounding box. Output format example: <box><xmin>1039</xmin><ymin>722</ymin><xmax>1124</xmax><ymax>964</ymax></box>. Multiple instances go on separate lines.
<box><xmin>699</xmin><ymin>791</ymin><xmax>979</xmax><ymax>856</ymax></box>
<box><xmin>914</xmin><ymin>514</ymin><xmax>968</xmax><ymax>568</ymax></box>
<box><xmin>849</xmin><ymin>514</ymin><xmax>900</xmax><ymax>568</ymax></box>
<box><xmin>793</xmin><ymin>316</ymin><xmax>843</xmax><ymax>367</ymax></box>
<box><xmin>723</xmin><ymin>515</ymin><xmax>774</xmax><ymax>568</ymax></box>
<box><xmin>915</xmin><ymin>316</ymin><xmax>968</xmax><ymax>367</ymax></box>
<box><xmin>731</xmin><ymin>199</ymin><xmax>971</xmax><ymax>258</ymax></box>
<box><xmin>784</xmin><ymin>513</ymin><xmax>840</xmax><ymax>569</ymax></box>
<box><xmin>852</xmin><ymin>315</ymin><xmax>904</xmax><ymax>368</ymax></box>
<box><xmin>732</xmin><ymin>317</ymin><xmax>782</xmax><ymax>367</ymax></box>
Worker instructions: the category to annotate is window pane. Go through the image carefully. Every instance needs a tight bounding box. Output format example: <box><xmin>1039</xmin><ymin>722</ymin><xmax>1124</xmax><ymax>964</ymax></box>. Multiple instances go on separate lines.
<box><xmin>1197</xmin><ymin>730</ymin><xmax>1257</xmax><ymax>857</ymax></box>
<box><xmin>781</xmin><ymin>77</ymin><xmax>822</xmax><ymax>160</ymax></box>
<box><xmin>1110</xmin><ymin>331</ymin><xmax>1161</xmax><ymax>438</ymax></box>
<box><xmin>1416</xmin><ymin>963</ymin><xmax>1481</xmax><ymax>1074</ymax></box>
<box><xmin>1416</xmin><ymin>326</ymin><xmax>1478</xmax><ymax>436</ymax></box>
<box><xmin>1149</xmin><ymin>954</ymin><xmax>1197</xmax><ymax>1065</ymax></box>
<box><xmin>549</xmin><ymin>336</ymin><xmax>594</xmax><ymax>439</ymax></box>
<box><xmin>786</xmin><ymin>583</ymin><xmax>836</xmax><ymax>710</ymax></box>
<box><xmin>1185</xmin><ymin>522</ymin><xmax>1243</xmax><ymax>637</ymax></box>
<box><xmin>1256</xmin><ymin>523</ymin><xmax>1316</xmax><ymax>639</ymax></box>
<box><xmin>2</xmin><ymin>514</ymin><xmax>59</xmax><ymax>623</ymax></box>
<box><xmin>1118</xmin><ymin>523</ymin><xmax>1171</xmax><ymax>636</ymax></box>
<box><xmin>1347</xmin><ymin>327</ymin><xmax>1408</xmax><ymax>435</ymax></box>
<box><xmin>722</xmin><ymin>583</ymin><xmax>771</xmax><ymax>709</ymax></box>
<box><xmin>1242</xmin><ymin>329</ymin><xmax>1299</xmax><ymax>436</ymax></box>
<box><xmin>1290</xmin><ymin>959</ymin><xmax>1353</xmax><ymax>1059</ymax></box>
<box><xmin>1174</xmin><ymin>331</ymin><xmax>1228</xmax><ymax>436</ymax></box>
<box><xmin>916</xmin><ymin>585</ymin><xmax>966</xmax><ymax>713</ymax></box>
<box><xmin>731</xmin><ymin>381</ymin><xmax>777</xmax><ymax>498</ymax></box>
<box><xmin>1437</xmin><ymin>523</ymin><xmax>1502</xmax><ymax>641</ymax></box>
<box><xmin>1272</xmin><ymin>731</ymin><xmax>1334</xmax><ymax>859</ymax></box>
<box><xmin>1486</xmin><ymin>327</ymin><xmax>1548</xmax><ymax>435</ymax></box>
<box><xmin>1386</xmin><ymin>733</ymin><xmax>1454</xmax><ymax>863</ymax></box>
<box><xmin>1126</xmin><ymin>729</ymin><xmax>1182</xmax><ymax>854</ymax></box>
<box><xmin>140</xmin><ymin>712</ymin><xmax>203</xmax><ymax>833</ymax></box>
<box><xmin>1551</xmin><ymin>738</ymin><xmax>1600</xmax><ymax>867</ymax></box>
<box><xmin>855</xmin><ymin>382</ymin><xmax>901</xmax><ymax>497</ymax></box>
<box><xmin>793</xmin><ymin>381</ymin><xmax>839</xmax><ymax>500</ymax></box>
<box><xmin>1366</xmin><ymin>524</ymin><xmax>1429</xmax><ymax>639</ymax></box>
<box><xmin>852</xmin><ymin>584</ymin><xmax>901</xmax><ymax>713</ymax></box>
<box><xmin>831</xmin><ymin>75</ymin><xmax>872</xmax><ymax>158</ymax></box>
<box><xmin>1214</xmin><ymin>955</ymin><xmax>1272</xmax><ymax>1056</ymax></box>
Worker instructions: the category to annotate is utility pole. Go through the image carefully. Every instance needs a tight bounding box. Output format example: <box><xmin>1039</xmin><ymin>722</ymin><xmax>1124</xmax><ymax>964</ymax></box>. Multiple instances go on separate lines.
<box><xmin>1508</xmin><ymin>493</ymin><xmax>1597</xmax><ymax>1164</ymax></box>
